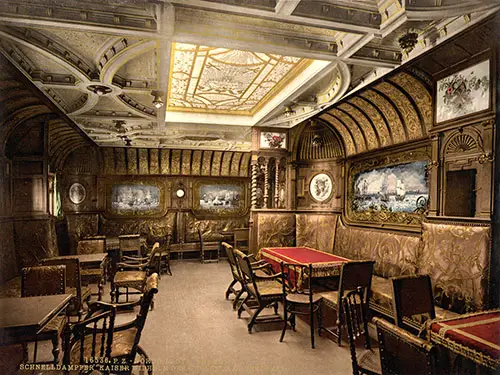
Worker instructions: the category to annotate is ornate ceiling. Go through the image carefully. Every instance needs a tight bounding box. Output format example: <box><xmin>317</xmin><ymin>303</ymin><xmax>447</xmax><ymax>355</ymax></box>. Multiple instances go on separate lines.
<box><xmin>0</xmin><ymin>0</ymin><xmax>498</xmax><ymax>151</ymax></box>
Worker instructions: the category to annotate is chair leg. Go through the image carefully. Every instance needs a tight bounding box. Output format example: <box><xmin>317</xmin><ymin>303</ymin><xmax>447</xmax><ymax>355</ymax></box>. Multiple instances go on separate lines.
<box><xmin>310</xmin><ymin>304</ymin><xmax>315</xmax><ymax>349</ymax></box>
<box><xmin>238</xmin><ymin>294</ymin><xmax>250</xmax><ymax>318</ymax></box>
<box><xmin>318</xmin><ymin>303</ymin><xmax>323</xmax><ymax>337</ymax></box>
<box><xmin>280</xmin><ymin>301</ymin><xmax>288</xmax><ymax>342</ymax></box>
<box><xmin>232</xmin><ymin>289</ymin><xmax>244</xmax><ymax>310</ymax></box>
<box><xmin>225</xmin><ymin>279</ymin><xmax>237</xmax><ymax>299</ymax></box>
<box><xmin>273</xmin><ymin>302</ymin><xmax>279</xmax><ymax>315</ymax></box>
<box><xmin>137</xmin><ymin>345</ymin><xmax>152</xmax><ymax>375</ymax></box>
<box><xmin>110</xmin><ymin>283</ymin><xmax>116</xmax><ymax>303</ymax></box>
<box><xmin>51</xmin><ymin>335</ymin><xmax>60</xmax><ymax>364</ymax></box>
<box><xmin>33</xmin><ymin>339</ymin><xmax>38</xmax><ymax>363</ymax></box>
<box><xmin>248</xmin><ymin>306</ymin><xmax>265</xmax><ymax>333</ymax></box>
<box><xmin>97</xmin><ymin>280</ymin><xmax>103</xmax><ymax>301</ymax></box>
<box><xmin>336</xmin><ymin>311</ymin><xmax>342</xmax><ymax>346</ymax></box>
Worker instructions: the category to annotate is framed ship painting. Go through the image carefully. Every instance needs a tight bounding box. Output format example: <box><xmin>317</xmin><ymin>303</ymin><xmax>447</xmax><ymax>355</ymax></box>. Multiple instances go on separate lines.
<box><xmin>436</xmin><ymin>59</ymin><xmax>490</xmax><ymax>124</ymax></box>
<box><xmin>193</xmin><ymin>179</ymin><xmax>248</xmax><ymax>217</ymax></box>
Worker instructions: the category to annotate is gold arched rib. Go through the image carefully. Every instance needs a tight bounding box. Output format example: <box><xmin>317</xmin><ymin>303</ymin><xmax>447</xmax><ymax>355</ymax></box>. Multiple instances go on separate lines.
<box><xmin>374</xmin><ymin>81</ymin><xmax>423</xmax><ymax>140</ymax></box>
<box><xmin>201</xmin><ymin>150</ymin><xmax>213</xmax><ymax>176</ymax></box>
<box><xmin>211</xmin><ymin>151</ymin><xmax>223</xmax><ymax>176</ymax></box>
<box><xmin>338</xmin><ymin>102</ymin><xmax>380</xmax><ymax>150</ymax></box>
<box><xmin>389</xmin><ymin>72</ymin><xmax>432</xmax><ymax>133</ymax></box>
<box><xmin>360</xmin><ymin>90</ymin><xmax>406</xmax><ymax>144</ymax></box>
<box><xmin>231</xmin><ymin>152</ymin><xmax>243</xmax><ymax>176</ymax></box>
<box><xmin>328</xmin><ymin>108</ymin><xmax>367</xmax><ymax>153</ymax></box>
<box><xmin>192</xmin><ymin>150</ymin><xmax>202</xmax><ymax>176</ymax></box>
<box><xmin>319</xmin><ymin>113</ymin><xmax>356</xmax><ymax>156</ymax></box>
<box><xmin>348</xmin><ymin>97</ymin><xmax>392</xmax><ymax>147</ymax></box>
<box><xmin>221</xmin><ymin>151</ymin><xmax>232</xmax><ymax>176</ymax></box>
<box><xmin>239</xmin><ymin>153</ymin><xmax>251</xmax><ymax>177</ymax></box>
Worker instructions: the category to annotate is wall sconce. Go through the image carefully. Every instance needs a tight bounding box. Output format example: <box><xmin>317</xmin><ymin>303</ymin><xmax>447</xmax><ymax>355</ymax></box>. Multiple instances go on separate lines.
<box><xmin>283</xmin><ymin>106</ymin><xmax>295</xmax><ymax>118</ymax></box>
<box><xmin>151</xmin><ymin>91</ymin><xmax>164</xmax><ymax>109</ymax></box>
<box><xmin>87</xmin><ymin>84</ymin><xmax>112</xmax><ymax>96</ymax></box>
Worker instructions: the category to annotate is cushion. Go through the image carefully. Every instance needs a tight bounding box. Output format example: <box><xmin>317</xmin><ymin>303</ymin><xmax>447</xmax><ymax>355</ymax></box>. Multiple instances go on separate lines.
<box><xmin>358</xmin><ymin>348</ymin><xmax>382</xmax><ymax>374</ymax></box>
<box><xmin>247</xmin><ymin>280</ymin><xmax>282</xmax><ymax>297</ymax></box>
<box><xmin>319</xmin><ymin>290</ymin><xmax>339</xmax><ymax>309</ymax></box>
<box><xmin>369</xmin><ymin>276</ymin><xmax>393</xmax><ymax>316</ymax></box>
<box><xmin>296</xmin><ymin>214</ymin><xmax>338</xmax><ymax>253</ymax></box>
<box><xmin>286</xmin><ymin>293</ymin><xmax>322</xmax><ymax>305</ymax></box>
<box><xmin>114</xmin><ymin>271</ymin><xmax>147</xmax><ymax>285</ymax></box>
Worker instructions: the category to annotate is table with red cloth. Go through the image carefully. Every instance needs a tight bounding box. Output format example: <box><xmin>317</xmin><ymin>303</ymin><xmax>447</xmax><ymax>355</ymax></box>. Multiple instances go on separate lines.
<box><xmin>259</xmin><ymin>247</ymin><xmax>350</xmax><ymax>280</ymax></box>
<box><xmin>429</xmin><ymin>309</ymin><xmax>500</xmax><ymax>370</ymax></box>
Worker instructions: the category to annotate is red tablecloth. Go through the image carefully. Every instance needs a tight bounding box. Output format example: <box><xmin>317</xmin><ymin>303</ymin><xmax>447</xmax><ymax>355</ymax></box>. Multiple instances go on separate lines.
<box><xmin>259</xmin><ymin>247</ymin><xmax>350</xmax><ymax>278</ymax></box>
<box><xmin>430</xmin><ymin>309</ymin><xmax>500</xmax><ymax>369</ymax></box>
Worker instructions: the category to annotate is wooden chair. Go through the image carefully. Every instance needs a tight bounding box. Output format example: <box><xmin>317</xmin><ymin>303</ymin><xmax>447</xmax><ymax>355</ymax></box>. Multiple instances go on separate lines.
<box><xmin>21</xmin><ymin>265</ymin><xmax>67</xmax><ymax>364</ymax></box>
<box><xmin>222</xmin><ymin>243</ymin><xmax>271</xmax><ymax>310</ymax></box>
<box><xmin>119</xmin><ymin>234</ymin><xmax>143</xmax><ymax>257</ymax></box>
<box><xmin>233</xmin><ymin>228</ymin><xmax>249</xmax><ymax>253</ymax></box>
<box><xmin>391</xmin><ymin>274</ymin><xmax>435</xmax><ymax>335</ymax></box>
<box><xmin>41</xmin><ymin>257</ymin><xmax>92</xmax><ymax>320</ymax></box>
<box><xmin>321</xmin><ymin>260</ymin><xmax>375</xmax><ymax>346</ymax></box>
<box><xmin>280</xmin><ymin>262</ymin><xmax>323</xmax><ymax>349</ymax></box>
<box><xmin>199</xmin><ymin>227</ymin><xmax>219</xmax><ymax>263</ymax></box>
<box><xmin>156</xmin><ymin>234</ymin><xmax>172</xmax><ymax>276</ymax></box>
<box><xmin>373</xmin><ymin>317</ymin><xmax>437</xmax><ymax>375</ymax></box>
<box><xmin>70</xmin><ymin>273</ymin><xmax>159</xmax><ymax>375</ymax></box>
<box><xmin>343</xmin><ymin>287</ymin><xmax>381</xmax><ymax>375</ymax></box>
<box><xmin>77</xmin><ymin>238</ymin><xmax>107</xmax><ymax>300</ymax></box>
<box><xmin>111</xmin><ymin>242</ymin><xmax>160</xmax><ymax>307</ymax></box>
<box><xmin>235</xmin><ymin>250</ymin><xmax>283</xmax><ymax>333</ymax></box>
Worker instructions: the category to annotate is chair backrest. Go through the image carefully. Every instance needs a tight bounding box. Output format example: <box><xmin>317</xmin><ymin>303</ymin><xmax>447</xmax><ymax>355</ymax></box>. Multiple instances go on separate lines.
<box><xmin>64</xmin><ymin>306</ymin><xmax>116</xmax><ymax>366</ymax></box>
<box><xmin>234</xmin><ymin>250</ymin><xmax>259</xmax><ymax>300</ymax></box>
<box><xmin>233</xmin><ymin>228</ymin><xmax>249</xmax><ymax>248</ymax></box>
<box><xmin>119</xmin><ymin>234</ymin><xmax>142</xmax><ymax>256</ymax></box>
<box><xmin>280</xmin><ymin>262</ymin><xmax>314</xmax><ymax>303</ymax></box>
<box><xmin>21</xmin><ymin>265</ymin><xmax>66</xmax><ymax>297</ymax></box>
<box><xmin>223</xmin><ymin>242</ymin><xmax>241</xmax><ymax>282</ymax></box>
<box><xmin>41</xmin><ymin>257</ymin><xmax>82</xmax><ymax>299</ymax></box>
<box><xmin>342</xmin><ymin>287</ymin><xmax>372</xmax><ymax>375</ymax></box>
<box><xmin>146</xmin><ymin>242</ymin><xmax>161</xmax><ymax>271</ymax></box>
<box><xmin>129</xmin><ymin>273</ymin><xmax>159</xmax><ymax>361</ymax></box>
<box><xmin>374</xmin><ymin>317</ymin><xmax>437</xmax><ymax>375</ymax></box>
<box><xmin>392</xmin><ymin>274</ymin><xmax>435</xmax><ymax>333</ymax></box>
<box><xmin>77</xmin><ymin>239</ymin><xmax>105</xmax><ymax>255</ymax></box>
<box><xmin>338</xmin><ymin>260</ymin><xmax>375</xmax><ymax>305</ymax></box>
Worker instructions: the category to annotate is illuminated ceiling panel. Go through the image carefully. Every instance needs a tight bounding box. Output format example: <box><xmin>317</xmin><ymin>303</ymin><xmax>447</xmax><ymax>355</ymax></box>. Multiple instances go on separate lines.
<box><xmin>167</xmin><ymin>43</ymin><xmax>312</xmax><ymax>115</ymax></box>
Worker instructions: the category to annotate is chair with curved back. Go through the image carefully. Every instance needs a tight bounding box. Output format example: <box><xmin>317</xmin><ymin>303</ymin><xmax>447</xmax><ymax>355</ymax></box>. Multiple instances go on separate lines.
<box><xmin>235</xmin><ymin>250</ymin><xmax>284</xmax><ymax>333</ymax></box>
<box><xmin>41</xmin><ymin>257</ymin><xmax>92</xmax><ymax>320</ymax></box>
<box><xmin>111</xmin><ymin>242</ymin><xmax>160</xmax><ymax>307</ymax></box>
<box><xmin>391</xmin><ymin>274</ymin><xmax>436</xmax><ymax>335</ymax></box>
<box><xmin>373</xmin><ymin>316</ymin><xmax>437</xmax><ymax>375</ymax></box>
<box><xmin>280</xmin><ymin>262</ymin><xmax>323</xmax><ymax>349</ymax></box>
<box><xmin>343</xmin><ymin>287</ymin><xmax>381</xmax><ymax>375</ymax></box>
<box><xmin>320</xmin><ymin>260</ymin><xmax>375</xmax><ymax>346</ymax></box>
<box><xmin>21</xmin><ymin>265</ymin><xmax>67</xmax><ymax>364</ymax></box>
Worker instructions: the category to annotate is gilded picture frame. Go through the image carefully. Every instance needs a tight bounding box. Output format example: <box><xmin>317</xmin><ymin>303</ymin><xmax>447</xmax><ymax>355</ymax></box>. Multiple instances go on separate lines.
<box><xmin>346</xmin><ymin>147</ymin><xmax>430</xmax><ymax>227</ymax></box>
<box><xmin>100</xmin><ymin>177</ymin><xmax>168</xmax><ymax>218</ymax></box>
<box><xmin>192</xmin><ymin>178</ymin><xmax>248</xmax><ymax>218</ymax></box>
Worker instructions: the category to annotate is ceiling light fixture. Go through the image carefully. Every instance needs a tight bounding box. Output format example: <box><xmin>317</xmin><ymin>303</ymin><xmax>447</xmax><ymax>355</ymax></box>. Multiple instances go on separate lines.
<box><xmin>284</xmin><ymin>106</ymin><xmax>295</xmax><ymax>118</ymax></box>
<box><xmin>87</xmin><ymin>84</ymin><xmax>112</xmax><ymax>96</ymax></box>
<box><xmin>398</xmin><ymin>29</ymin><xmax>419</xmax><ymax>55</ymax></box>
<box><xmin>151</xmin><ymin>90</ymin><xmax>164</xmax><ymax>109</ymax></box>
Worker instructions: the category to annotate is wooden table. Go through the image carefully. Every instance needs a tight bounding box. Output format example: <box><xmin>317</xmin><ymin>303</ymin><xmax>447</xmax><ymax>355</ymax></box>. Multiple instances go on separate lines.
<box><xmin>259</xmin><ymin>247</ymin><xmax>350</xmax><ymax>279</ymax></box>
<box><xmin>429</xmin><ymin>309</ymin><xmax>500</xmax><ymax>370</ymax></box>
<box><xmin>0</xmin><ymin>294</ymin><xmax>72</xmax><ymax>345</ymax></box>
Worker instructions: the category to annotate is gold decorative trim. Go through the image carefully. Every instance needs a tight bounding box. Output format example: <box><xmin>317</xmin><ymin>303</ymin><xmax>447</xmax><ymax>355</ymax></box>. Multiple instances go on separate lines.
<box><xmin>192</xmin><ymin>178</ymin><xmax>248</xmax><ymax>218</ymax></box>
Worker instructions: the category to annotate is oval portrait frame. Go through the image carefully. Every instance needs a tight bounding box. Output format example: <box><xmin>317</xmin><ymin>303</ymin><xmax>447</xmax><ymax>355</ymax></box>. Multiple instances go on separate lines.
<box><xmin>309</xmin><ymin>172</ymin><xmax>334</xmax><ymax>203</ymax></box>
<box><xmin>68</xmin><ymin>182</ymin><xmax>86</xmax><ymax>205</ymax></box>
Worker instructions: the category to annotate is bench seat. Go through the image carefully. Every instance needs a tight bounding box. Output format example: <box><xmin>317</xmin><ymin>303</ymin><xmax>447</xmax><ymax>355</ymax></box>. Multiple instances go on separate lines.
<box><xmin>0</xmin><ymin>276</ymin><xmax>21</xmax><ymax>298</ymax></box>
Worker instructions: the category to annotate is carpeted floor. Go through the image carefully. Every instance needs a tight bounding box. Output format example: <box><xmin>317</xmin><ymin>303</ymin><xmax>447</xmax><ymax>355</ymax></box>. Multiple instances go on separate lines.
<box><xmin>137</xmin><ymin>260</ymin><xmax>355</xmax><ymax>375</ymax></box>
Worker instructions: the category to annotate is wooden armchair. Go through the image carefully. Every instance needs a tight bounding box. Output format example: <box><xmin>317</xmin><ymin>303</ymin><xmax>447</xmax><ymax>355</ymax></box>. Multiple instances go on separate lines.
<box><xmin>343</xmin><ymin>287</ymin><xmax>381</xmax><ymax>375</ymax></box>
<box><xmin>373</xmin><ymin>316</ymin><xmax>437</xmax><ymax>375</ymax></box>
<box><xmin>21</xmin><ymin>265</ymin><xmax>67</xmax><ymax>364</ymax></box>
<box><xmin>233</xmin><ymin>228</ymin><xmax>249</xmax><ymax>253</ymax></box>
<box><xmin>321</xmin><ymin>260</ymin><xmax>375</xmax><ymax>346</ymax></box>
<box><xmin>222</xmin><ymin>243</ymin><xmax>271</xmax><ymax>310</ymax></box>
<box><xmin>235</xmin><ymin>250</ymin><xmax>284</xmax><ymax>333</ymax></box>
<box><xmin>199</xmin><ymin>227</ymin><xmax>219</xmax><ymax>263</ymax></box>
<box><xmin>68</xmin><ymin>273</ymin><xmax>159</xmax><ymax>375</ymax></box>
<box><xmin>280</xmin><ymin>262</ymin><xmax>323</xmax><ymax>349</ymax></box>
<box><xmin>77</xmin><ymin>238</ymin><xmax>107</xmax><ymax>300</ymax></box>
<box><xmin>391</xmin><ymin>274</ymin><xmax>436</xmax><ymax>335</ymax></box>
<box><xmin>119</xmin><ymin>234</ymin><xmax>143</xmax><ymax>257</ymax></box>
<box><xmin>111</xmin><ymin>242</ymin><xmax>160</xmax><ymax>306</ymax></box>
<box><xmin>41</xmin><ymin>257</ymin><xmax>91</xmax><ymax>319</ymax></box>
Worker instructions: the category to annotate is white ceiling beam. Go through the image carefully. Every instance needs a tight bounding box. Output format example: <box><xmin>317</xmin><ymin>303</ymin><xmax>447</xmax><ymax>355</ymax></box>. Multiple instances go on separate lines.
<box><xmin>275</xmin><ymin>0</ymin><xmax>302</xmax><ymax>15</ymax></box>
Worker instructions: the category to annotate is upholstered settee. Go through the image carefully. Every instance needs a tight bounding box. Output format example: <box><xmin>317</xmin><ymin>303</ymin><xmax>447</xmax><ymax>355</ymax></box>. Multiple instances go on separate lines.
<box><xmin>254</xmin><ymin>212</ymin><xmax>492</xmax><ymax>319</ymax></box>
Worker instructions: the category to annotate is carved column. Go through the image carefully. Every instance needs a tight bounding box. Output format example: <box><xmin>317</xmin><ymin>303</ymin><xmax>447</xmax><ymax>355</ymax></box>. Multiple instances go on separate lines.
<box><xmin>274</xmin><ymin>158</ymin><xmax>279</xmax><ymax>208</ymax></box>
<box><xmin>263</xmin><ymin>159</ymin><xmax>269</xmax><ymax>208</ymax></box>
<box><xmin>428</xmin><ymin>134</ymin><xmax>440</xmax><ymax>216</ymax></box>
<box><xmin>251</xmin><ymin>159</ymin><xmax>258</xmax><ymax>210</ymax></box>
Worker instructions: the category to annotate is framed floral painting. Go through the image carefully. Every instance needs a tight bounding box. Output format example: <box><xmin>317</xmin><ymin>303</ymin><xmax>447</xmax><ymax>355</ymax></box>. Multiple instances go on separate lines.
<box><xmin>436</xmin><ymin>59</ymin><xmax>490</xmax><ymax>124</ymax></box>
<box><xmin>260</xmin><ymin>131</ymin><xmax>287</xmax><ymax>149</ymax></box>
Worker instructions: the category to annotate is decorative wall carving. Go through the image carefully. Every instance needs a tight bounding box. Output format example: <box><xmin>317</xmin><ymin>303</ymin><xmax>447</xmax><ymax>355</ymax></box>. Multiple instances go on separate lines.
<box><xmin>255</xmin><ymin>212</ymin><xmax>296</xmax><ymax>251</ymax></box>
<box><xmin>296</xmin><ymin>214</ymin><xmax>338</xmax><ymax>253</ymax></box>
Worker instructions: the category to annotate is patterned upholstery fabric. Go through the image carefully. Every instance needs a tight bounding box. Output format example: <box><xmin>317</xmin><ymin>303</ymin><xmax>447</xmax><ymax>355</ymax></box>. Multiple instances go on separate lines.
<box><xmin>358</xmin><ymin>349</ymin><xmax>382</xmax><ymax>374</ymax></box>
<box><xmin>255</xmin><ymin>212</ymin><xmax>296</xmax><ymax>251</ymax></box>
<box><xmin>296</xmin><ymin>214</ymin><xmax>338</xmax><ymax>253</ymax></box>
<box><xmin>22</xmin><ymin>265</ymin><xmax>66</xmax><ymax>297</ymax></box>
<box><xmin>81</xmin><ymin>268</ymin><xmax>102</xmax><ymax>284</ymax></box>
<box><xmin>319</xmin><ymin>290</ymin><xmax>339</xmax><ymax>309</ymax></box>
<box><xmin>0</xmin><ymin>276</ymin><xmax>21</xmax><ymax>298</ymax></box>
<box><xmin>114</xmin><ymin>271</ymin><xmax>147</xmax><ymax>289</ymax></box>
<box><xmin>420</xmin><ymin>222</ymin><xmax>491</xmax><ymax>313</ymax></box>
<box><xmin>41</xmin><ymin>316</ymin><xmax>66</xmax><ymax>336</ymax></box>
<box><xmin>247</xmin><ymin>280</ymin><xmax>282</xmax><ymax>297</ymax></box>
<box><xmin>77</xmin><ymin>239</ymin><xmax>105</xmax><ymax>255</ymax></box>
<box><xmin>70</xmin><ymin>327</ymin><xmax>138</xmax><ymax>363</ymax></box>
<box><xmin>334</xmin><ymin>220</ymin><xmax>420</xmax><ymax>278</ymax></box>
<box><xmin>369</xmin><ymin>276</ymin><xmax>393</xmax><ymax>316</ymax></box>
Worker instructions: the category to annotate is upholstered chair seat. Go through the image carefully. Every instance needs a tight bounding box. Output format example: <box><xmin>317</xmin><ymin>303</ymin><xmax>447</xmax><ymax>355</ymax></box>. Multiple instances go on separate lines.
<box><xmin>356</xmin><ymin>349</ymin><xmax>382</xmax><ymax>374</ymax></box>
<box><xmin>247</xmin><ymin>279</ymin><xmax>282</xmax><ymax>297</ymax></box>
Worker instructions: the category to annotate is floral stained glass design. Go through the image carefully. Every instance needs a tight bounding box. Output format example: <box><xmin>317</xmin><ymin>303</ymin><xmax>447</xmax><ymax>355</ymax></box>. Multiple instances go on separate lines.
<box><xmin>436</xmin><ymin>60</ymin><xmax>490</xmax><ymax>123</ymax></box>
<box><xmin>168</xmin><ymin>43</ymin><xmax>310</xmax><ymax>114</ymax></box>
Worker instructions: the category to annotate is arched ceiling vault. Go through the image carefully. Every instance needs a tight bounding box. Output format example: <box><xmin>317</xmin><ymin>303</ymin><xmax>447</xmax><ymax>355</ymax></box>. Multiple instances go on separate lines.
<box><xmin>318</xmin><ymin>70</ymin><xmax>432</xmax><ymax>157</ymax></box>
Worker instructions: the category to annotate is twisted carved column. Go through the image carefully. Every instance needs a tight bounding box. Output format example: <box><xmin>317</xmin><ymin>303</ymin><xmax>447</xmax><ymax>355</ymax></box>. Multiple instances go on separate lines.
<box><xmin>263</xmin><ymin>159</ymin><xmax>269</xmax><ymax>208</ymax></box>
<box><xmin>274</xmin><ymin>158</ymin><xmax>279</xmax><ymax>208</ymax></box>
<box><xmin>251</xmin><ymin>161</ymin><xmax>258</xmax><ymax>209</ymax></box>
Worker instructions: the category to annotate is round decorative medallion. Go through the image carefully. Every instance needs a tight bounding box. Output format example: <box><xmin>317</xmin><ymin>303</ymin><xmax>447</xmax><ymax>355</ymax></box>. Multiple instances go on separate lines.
<box><xmin>69</xmin><ymin>183</ymin><xmax>86</xmax><ymax>204</ymax></box>
<box><xmin>176</xmin><ymin>188</ymin><xmax>185</xmax><ymax>198</ymax></box>
<box><xmin>309</xmin><ymin>173</ymin><xmax>333</xmax><ymax>202</ymax></box>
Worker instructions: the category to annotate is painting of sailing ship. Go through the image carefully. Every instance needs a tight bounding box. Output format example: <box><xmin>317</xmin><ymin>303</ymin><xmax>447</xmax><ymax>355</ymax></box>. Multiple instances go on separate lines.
<box><xmin>352</xmin><ymin>161</ymin><xmax>428</xmax><ymax>213</ymax></box>
<box><xmin>199</xmin><ymin>184</ymin><xmax>242</xmax><ymax>210</ymax></box>
<box><xmin>111</xmin><ymin>184</ymin><xmax>160</xmax><ymax>212</ymax></box>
